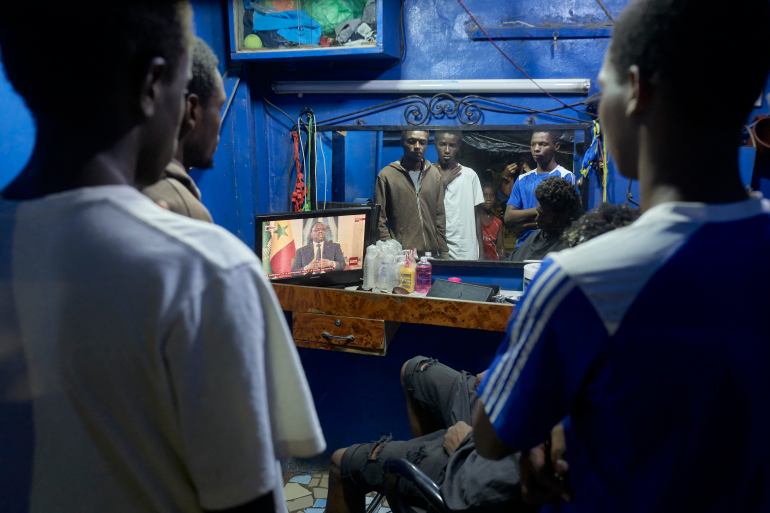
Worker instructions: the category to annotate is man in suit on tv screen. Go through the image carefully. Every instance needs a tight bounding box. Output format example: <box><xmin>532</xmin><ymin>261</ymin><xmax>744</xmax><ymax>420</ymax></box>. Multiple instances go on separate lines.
<box><xmin>292</xmin><ymin>220</ymin><xmax>346</xmax><ymax>273</ymax></box>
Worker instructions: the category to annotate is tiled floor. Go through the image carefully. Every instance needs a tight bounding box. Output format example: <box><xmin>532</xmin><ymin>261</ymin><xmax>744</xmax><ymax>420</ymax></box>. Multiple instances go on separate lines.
<box><xmin>283</xmin><ymin>459</ymin><xmax>390</xmax><ymax>513</ymax></box>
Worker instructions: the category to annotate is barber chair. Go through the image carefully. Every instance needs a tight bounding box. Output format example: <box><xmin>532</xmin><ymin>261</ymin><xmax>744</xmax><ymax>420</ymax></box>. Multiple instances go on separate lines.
<box><xmin>366</xmin><ymin>458</ymin><xmax>447</xmax><ymax>513</ymax></box>
<box><xmin>370</xmin><ymin>458</ymin><xmax>537</xmax><ymax>513</ymax></box>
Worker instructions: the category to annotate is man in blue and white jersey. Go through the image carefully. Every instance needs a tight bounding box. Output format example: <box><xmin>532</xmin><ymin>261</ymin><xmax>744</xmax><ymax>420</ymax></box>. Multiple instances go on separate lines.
<box><xmin>505</xmin><ymin>131</ymin><xmax>575</xmax><ymax>245</ymax></box>
<box><xmin>473</xmin><ymin>0</ymin><xmax>770</xmax><ymax>512</ymax></box>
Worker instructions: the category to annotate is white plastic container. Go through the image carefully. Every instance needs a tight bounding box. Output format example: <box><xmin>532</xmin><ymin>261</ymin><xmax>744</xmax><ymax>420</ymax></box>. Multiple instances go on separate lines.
<box><xmin>362</xmin><ymin>244</ymin><xmax>378</xmax><ymax>290</ymax></box>
<box><xmin>522</xmin><ymin>261</ymin><xmax>542</xmax><ymax>293</ymax></box>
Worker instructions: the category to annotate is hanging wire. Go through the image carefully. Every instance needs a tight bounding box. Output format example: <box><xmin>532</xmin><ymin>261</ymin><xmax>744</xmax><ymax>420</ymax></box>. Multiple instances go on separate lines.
<box><xmin>455</xmin><ymin>0</ymin><xmax>596</xmax><ymax>119</ymax></box>
<box><xmin>594</xmin><ymin>0</ymin><xmax>615</xmax><ymax>23</ymax></box>
<box><xmin>263</xmin><ymin>97</ymin><xmax>296</xmax><ymax>126</ymax></box>
<box><xmin>626</xmin><ymin>179</ymin><xmax>639</xmax><ymax>206</ymax></box>
<box><xmin>317</xmin><ymin>120</ymin><xmax>328</xmax><ymax>209</ymax></box>
<box><xmin>219</xmin><ymin>76</ymin><xmax>241</xmax><ymax>133</ymax></box>
<box><xmin>309</xmin><ymin>111</ymin><xmax>317</xmax><ymax>209</ymax></box>
<box><xmin>297</xmin><ymin>115</ymin><xmax>308</xmax><ymax>209</ymax></box>
<box><xmin>541</xmin><ymin>93</ymin><xmax>602</xmax><ymax>114</ymax></box>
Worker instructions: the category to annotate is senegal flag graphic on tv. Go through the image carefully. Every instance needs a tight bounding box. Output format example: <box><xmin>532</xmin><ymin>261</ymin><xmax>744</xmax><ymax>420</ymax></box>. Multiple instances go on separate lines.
<box><xmin>264</xmin><ymin>220</ymin><xmax>296</xmax><ymax>276</ymax></box>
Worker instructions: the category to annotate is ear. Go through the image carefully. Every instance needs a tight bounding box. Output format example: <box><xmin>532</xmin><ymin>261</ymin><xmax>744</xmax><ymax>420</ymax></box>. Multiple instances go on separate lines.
<box><xmin>185</xmin><ymin>93</ymin><xmax>200</xmax><ymax>130</ymax></box>
<box><xmin>625</xmin><ymin>64</ymin><xmax>648</xmax><ymax>117</ymax></box>
<box><xmin>139</xmin><ymin>57</ymin><xmax>169</xmax><ymax>119</ymax></box>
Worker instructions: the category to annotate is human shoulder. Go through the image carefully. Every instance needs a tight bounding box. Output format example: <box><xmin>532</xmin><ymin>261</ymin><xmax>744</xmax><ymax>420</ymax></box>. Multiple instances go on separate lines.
<box><xmin>378</xmin><ymin>161</ymin><xmax>404</xmax><ymax>177</ymax></box>
<box><xmin>458</xmin><ymin>165</ymin><xmax>477</xmax><ymax>177</ymax></box>
<box><xmin>455</xmin><ymin>166</ymin><xmax>479</xmax><ymax>184</ymax></box>
<box><xmin>549</xmin><ymin>210</ymin><xmax>683</xmax><ymax>335</ymax></box>
<box><xmin>142</xmin><ymin>177</ymin><xmax>178</xmax><ymax>201</ymax></box>
<box><xmin>423</xmin><ymin>160</ymin><xmax>440</xmax><ymax>176</ymax></box>
<box><xmin>517</xmin><ymin>169</ymin><xmax>538</xmax><ymax>182</ymax></box>
<box><xmin>112</xmin><ymin>188</ymin><xmax>256</xmax><ymax>272</ymax></box>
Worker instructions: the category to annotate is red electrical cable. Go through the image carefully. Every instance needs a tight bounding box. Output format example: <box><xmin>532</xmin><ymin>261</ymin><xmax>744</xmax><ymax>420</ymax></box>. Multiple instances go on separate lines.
<box><xmin>290</xmin><ymin>129</ymin><xmax>307</xmax><ymax>212</ymax></box>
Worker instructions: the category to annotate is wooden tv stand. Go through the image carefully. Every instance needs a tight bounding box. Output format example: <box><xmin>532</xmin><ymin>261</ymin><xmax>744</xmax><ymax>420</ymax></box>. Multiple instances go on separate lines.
<box><xmin>272</xmin><ymin>283</ymin><xmax>514</xmax><ymax>355</ymax></box>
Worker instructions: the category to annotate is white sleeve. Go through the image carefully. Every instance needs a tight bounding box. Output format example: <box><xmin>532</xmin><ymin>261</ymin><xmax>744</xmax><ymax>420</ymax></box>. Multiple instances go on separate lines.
<box><xmin>472</xmin><ymin>172</ymin><xmax>485</xmax><ymax>206</ymax></box>
<box><xmin>163</xmin><ymin>263</ymin><xmax>280</xmax><ymax>511</ymax></box>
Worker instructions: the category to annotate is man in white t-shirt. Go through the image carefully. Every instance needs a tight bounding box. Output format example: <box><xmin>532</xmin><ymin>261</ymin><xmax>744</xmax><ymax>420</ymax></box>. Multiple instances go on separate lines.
<box><xmin>504</xmin><ymin>131</ymin><xmax>575</xmax><ymax>245</ymax></box>
<box><xmin>434</xmin><ymin>131</ymin><xmax>485</xmax><ymax>259</ymax></box>
<box><xmin>0</xmin><ymin>4</ymin><xmax>324</xmax><ymax>513</ymax></box>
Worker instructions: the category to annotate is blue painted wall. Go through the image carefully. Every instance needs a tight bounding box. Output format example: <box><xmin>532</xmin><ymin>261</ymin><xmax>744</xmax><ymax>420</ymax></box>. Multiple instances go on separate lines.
<box><xmin>186</xmin><ymin>0</ymin><xmax>770</xmax><ymax>238</ymax></box>
<box><xmin>3</xmin><ymin>1</ymin><xmax>769</xmax><ymax>230</ymax></box>
<box><xmin>256</xmin><ymin>0</ymin><xmax>624</xmax><ymax>215</ymax></box>
<box><xmin>0</xmin><ymin>55</ymin><xmax>35</xmax><ymax>189</ymax></box>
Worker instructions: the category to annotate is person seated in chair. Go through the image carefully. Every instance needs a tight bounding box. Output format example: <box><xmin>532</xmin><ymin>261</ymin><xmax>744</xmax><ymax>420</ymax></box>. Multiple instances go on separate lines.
<box><xmin>325</xmin><ymin>204</ymin><xmax>643</xmax><ymax>513</ymax></box>
<box><xmin>292</xmin><ymin>220</ymin><xmax>346</xmax><ymax>273</ymax></box>
<box><xmin>327</xmin><ymin>356</ymin><xmax>534</xmax><ymax>513</ymax></box>
<box><xmin>509</xmin><ymin>177</ymin><xmax>582</xmax><ymax>261</ymax></box>
<box><xmin>561</xmin><ymin>203</ymin><xmax>640</xmax><ymax>248</ymax></box>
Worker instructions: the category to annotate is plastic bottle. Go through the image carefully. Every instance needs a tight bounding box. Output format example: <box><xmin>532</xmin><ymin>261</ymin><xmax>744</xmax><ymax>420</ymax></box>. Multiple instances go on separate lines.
<box><xmin>399</xmin><ymin>252</ymin><xmax>416</xmax><ymax>293</ymax></box>
<box><xmin>388</xmin><ymin>255</ymin><xmax>401</xmax><ymax>291</ymax></box>
<box><xmin>375</xmin><ymin>251</ymin><xmax>390</xmax><ymax>292</ymax></box>
<box><xmin>415</xmin><ymin>254</ymin><xmax>433</xmax><ymax>294</ymax></box>
<box><xmin>362</xmin><ymin>244</ymin><xmax>378</xmax><ymax>290</ymax></box>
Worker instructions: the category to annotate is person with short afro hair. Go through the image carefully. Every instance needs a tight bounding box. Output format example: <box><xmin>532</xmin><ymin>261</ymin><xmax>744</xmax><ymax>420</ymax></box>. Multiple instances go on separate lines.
<box><xmin>475</xmin><ymin>0</ymin><xmax>770</xmax><ymax>511</ymax></box>
<box><xmin>0</xmin><ymin>4</ymin><xmax>323</xmax><ymax>513</ymax></box>
<box><xmin>0</xmin><ymin>2</ymin><xmax>192</xmax><ymax>142</ymax></box>
<box><xmin>143</xmin><ymin>36</ymin><xmax>227</xmax><ymax>222</ymax></box>
<box><xmin>508</xmin><ymin>176</ymin><xmax>582</xmax><ymax>261</ymax></box>
<box><xmin>561</xmin><ymin>203</ymin><xmax>640</xmax><ymax>248</ymax></box>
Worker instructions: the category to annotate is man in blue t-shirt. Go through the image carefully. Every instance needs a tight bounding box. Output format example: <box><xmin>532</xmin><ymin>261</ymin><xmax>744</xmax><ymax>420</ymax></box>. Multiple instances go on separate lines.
<box><xmin>505</xmin><ymin>131</ymin><xmax>575</xmax><ymax>245</ymax></box>
<box><xmin>473</xmin><ymin>1</ymin><xmax>770</xmax><ymax>512</ymax></box>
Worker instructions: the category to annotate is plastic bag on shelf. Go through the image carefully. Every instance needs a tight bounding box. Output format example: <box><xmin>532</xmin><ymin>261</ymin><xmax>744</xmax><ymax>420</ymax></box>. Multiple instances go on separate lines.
<box><xmin>308</xmin><ymin>0</ymin><xmax>367</xmax><ymax>36</ymax></box>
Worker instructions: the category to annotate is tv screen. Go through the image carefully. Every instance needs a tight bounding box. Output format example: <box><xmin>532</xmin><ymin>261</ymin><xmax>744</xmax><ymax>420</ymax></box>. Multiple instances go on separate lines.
<box><xmin>255</xmin><ymin>206</ymin><xmax>378</xmax><ymax>288</ymax></box>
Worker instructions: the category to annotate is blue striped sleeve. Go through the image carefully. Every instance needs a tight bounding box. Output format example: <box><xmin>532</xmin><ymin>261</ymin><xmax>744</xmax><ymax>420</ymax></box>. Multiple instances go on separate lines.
<box><xmin>479</xmin><ymin>258</ymin><xmax>608</xmax><ymax>450</ymax></box>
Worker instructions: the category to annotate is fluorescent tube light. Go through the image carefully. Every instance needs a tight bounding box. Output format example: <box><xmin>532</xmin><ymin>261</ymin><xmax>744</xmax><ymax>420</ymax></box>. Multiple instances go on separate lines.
<box><xmin>271</xmin><ymin>79</ymin><xmax>591</xmax><ymax>95</ymax></box>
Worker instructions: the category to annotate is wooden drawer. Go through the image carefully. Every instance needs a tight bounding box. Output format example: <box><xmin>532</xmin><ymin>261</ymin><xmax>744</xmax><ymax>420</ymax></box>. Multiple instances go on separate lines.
<box><xmin>292</xmin><ymin>313</ymin><xmax>392</xmax><ymax>355</ymax></box>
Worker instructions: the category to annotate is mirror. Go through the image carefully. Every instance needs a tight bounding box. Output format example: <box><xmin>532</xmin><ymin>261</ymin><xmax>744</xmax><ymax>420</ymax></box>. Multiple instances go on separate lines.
<box><xmin>314</xmin><ymin>127</ymin><xmax>588</xmax><ymax>263</ymax></box>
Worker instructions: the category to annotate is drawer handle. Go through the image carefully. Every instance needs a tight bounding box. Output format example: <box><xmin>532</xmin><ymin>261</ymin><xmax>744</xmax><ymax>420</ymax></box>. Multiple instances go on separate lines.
<box><xmin>321</xmin><ymin>331</ymin><xmax>355</xmax><ymax>346</ymax></box>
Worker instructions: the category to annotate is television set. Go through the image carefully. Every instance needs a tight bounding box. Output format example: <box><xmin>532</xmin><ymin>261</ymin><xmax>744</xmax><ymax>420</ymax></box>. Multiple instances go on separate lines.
<box><xmin>255</xmin><ymin>206</ymin><xmax>380</xmax><ymax>288</ymax></box>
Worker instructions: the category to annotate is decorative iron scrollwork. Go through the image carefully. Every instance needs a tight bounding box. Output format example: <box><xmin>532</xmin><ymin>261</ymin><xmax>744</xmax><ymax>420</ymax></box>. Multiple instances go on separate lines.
<box><xmin>400</xmin><ymin>94</ymin><xmax>484</xmax><ymax>125</ymax></box>
<box><xmin>310</xmin><ymin>92</ymin><xmax>590</xmax><ymax>129</ymax></box>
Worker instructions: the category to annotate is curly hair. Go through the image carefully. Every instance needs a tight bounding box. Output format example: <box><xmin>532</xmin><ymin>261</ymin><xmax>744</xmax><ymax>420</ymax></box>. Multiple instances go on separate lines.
<box><xmin>189</xmin><ymin>37</ymin><xmax>221</xmax><ymax>106</ymax></box>
<box><xmin>0</xmin><ymin>2</ymin><xmax>193</xmax><ymax>118</ymax></box>
<box><xmin>534</xmin><ymin>176</ymin><xmax>583</xmax><ymax>230</ymax></box>
<box><xmin>609</xmin><ymin>0</ymin><xmax>769</xmax><ymax>129</ymax></box>
<box><xmin>562</xmin><ymin>203</ymin><xmax>641</xmax><ymax>248</ymax></box>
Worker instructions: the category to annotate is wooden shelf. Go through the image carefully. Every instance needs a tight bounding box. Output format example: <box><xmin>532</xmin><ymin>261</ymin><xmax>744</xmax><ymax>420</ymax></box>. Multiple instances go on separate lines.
<box><xmin>273</xmin><ymin>283</ymin><xmax>513</xmax><ymax>333</ymax></box>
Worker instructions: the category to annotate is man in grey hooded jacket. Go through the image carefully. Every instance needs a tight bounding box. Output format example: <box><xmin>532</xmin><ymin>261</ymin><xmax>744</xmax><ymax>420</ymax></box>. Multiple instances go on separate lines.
<box><xmin>375</xmin><ymin>130</ymin><xmax>449</xmax><ymax>258</ymax></box>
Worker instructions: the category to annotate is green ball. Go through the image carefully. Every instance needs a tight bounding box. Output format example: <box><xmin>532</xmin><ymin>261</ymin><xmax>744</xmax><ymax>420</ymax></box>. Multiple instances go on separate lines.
<box><xmin>243</xmin><ymin>34</ymin><xmax>263</xmax><ymax>50</ymax></box>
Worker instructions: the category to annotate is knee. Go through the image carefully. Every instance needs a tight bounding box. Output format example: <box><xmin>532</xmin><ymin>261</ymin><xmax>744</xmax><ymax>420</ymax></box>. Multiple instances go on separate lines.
<box><xmin>401</xmin><ymin>355</ymin><xmax>432</xmax><ymax>390</ymax></box>
<box><xmin>330</xmin><ymin>447</ymin><xmax>348</xmax><ymax>472</ymax></box>
<box><xmin>400</xmin><ymin>359</ymin><xmax>411</xmax><ymax>389</ymax></box>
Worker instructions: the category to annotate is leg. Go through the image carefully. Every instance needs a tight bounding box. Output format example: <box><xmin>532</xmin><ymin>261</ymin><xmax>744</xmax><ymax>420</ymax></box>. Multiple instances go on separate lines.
<box><xmin>401</xmin><ymin>356</ymin><xmax>479</xmax><ymax>434</ymax></box>
<box><xmin>327</xmin><ymin>447</ymin><xmax>366</xmax><ymax>513</ymax></box>
<box><xmin>401</xmin><ymin>358</ymin><xmax>444</xmax><ymax>437</ymax></box>
<box><xmin>326</xmin><ymin>433</ymin><xmax>449</xmax><ymax>513</ymax></box>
